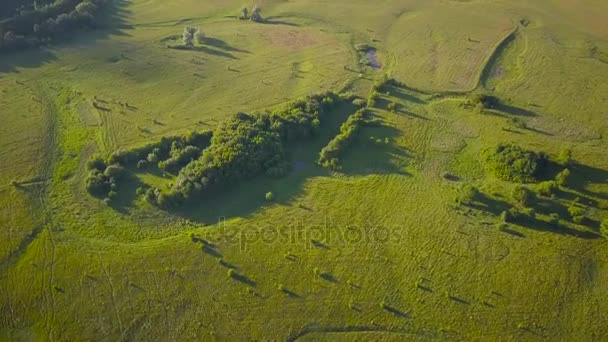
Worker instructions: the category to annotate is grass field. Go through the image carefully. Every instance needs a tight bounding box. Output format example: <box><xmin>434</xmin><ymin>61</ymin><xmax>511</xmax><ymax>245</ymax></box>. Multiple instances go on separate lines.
<box><xmin>1</xmin><ymin>0</ymin><xmax>607</xmax><ymax>340</ymax></box>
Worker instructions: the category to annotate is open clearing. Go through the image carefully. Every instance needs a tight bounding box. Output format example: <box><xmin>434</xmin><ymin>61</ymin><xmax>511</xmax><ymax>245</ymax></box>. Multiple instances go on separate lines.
<box><xmin>1</xmin><ymin>0</ymin><xmax>607</xmax><ymax>340</ymax></box>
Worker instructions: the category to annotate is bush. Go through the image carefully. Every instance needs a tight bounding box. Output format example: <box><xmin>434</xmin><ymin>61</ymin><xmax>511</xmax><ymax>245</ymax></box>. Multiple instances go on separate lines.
<box><xmin>601</xmin><ymin>220</ymin><xmax>608</xmax><ymax>237</ymax></box>
<box><xmin>352</xmin><ymin>99</ymin><xmax>366</xmax><ymax>107</ymax></box>
<box><xmin>555</xmin><ymin>168</ymin><xmax>571</xmax><ymax>187</ymax></box>
<box><xmin>537</xmin><ymin>181</ymin><xmax>558</xmax><ymax>197</ymax></box>
<box><xmin>104</xmin><ymin>164</ymin><xmax>126</xmax><ymax>180</ymax></box>
<box><xmin>387</xmin><ymin>102</ymin><xmax>396</xmax><ymax>112</ymax></box>
<box><xmin>511</xmin><ymin>186</ymin><xmax>535</xmax><ymax>207</ymax></box>
<box><xmin>483</xmin><ymin>143</ymin><xmax>546</xmax><ymax>183</ymax></box>
<box><xmin>265</xmin><ymin>192</ymin><xmax>274</xmax><ymax>201</ymax></box>
<box><xmin>556</xmin><ymin>149</ymin><xmax>573</xmax><ymax>166</ymax></box>
<box><xmin>567</xmin><ymin>205</ymin><xmax>585</xmax><ymax>224</ymax></box>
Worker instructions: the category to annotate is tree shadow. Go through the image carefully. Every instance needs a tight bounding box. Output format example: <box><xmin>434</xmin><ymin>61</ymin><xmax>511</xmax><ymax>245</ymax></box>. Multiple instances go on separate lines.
<box><xmin>320</xmin><ymin>272</ymin><xmax>338</xmax><ymax>283</ymax></box>
<box><xmin>263</xmin><ymin>16</ymin><xmax>301</xmax><ymax>27</ymax></box>
<box><xmin>340</xmin><ymin>121</ymin><xmax>412</xmax><ymax>176</ymax></box>
<box><xmin>568</xmin><ymin>163</ymin><xmax>608</xmax><ymax>200</ymax></box>
<box><xmin>0</xmin><ymin>0</ymin><xmax>132</xmax><ymax>74</ymax></box>
<box><xmin>203</xmin><ymin>37</ymin><xmax>250</xmax><ymax>54</ymax></box>
<box><xmin>230</xmin><ymin>272</ymin><xmax>256</xmax><ymax>287</ymax></box>
<box><xmin>494</xmin><ymin>103</ymin><xmax>537</xmax><ymax>117</ymax></box>
<box><xmin>381</xmin><ymin>304</ymin><xmax>408</xmax><ymax>318</ymax></box>
<box><xmin>169</xmin><ymin>45</ymin><xmax>237</xmax><ymax>59</ymax></box>
<box><xmin>387</xmin><ymin>86</ymin><xmax>427</xmax><ymax>105</ymax></box>
<box><xmin>108</xmin><ymin>173</ymin><xmax>144</xmax><ymax>213</ymax></box>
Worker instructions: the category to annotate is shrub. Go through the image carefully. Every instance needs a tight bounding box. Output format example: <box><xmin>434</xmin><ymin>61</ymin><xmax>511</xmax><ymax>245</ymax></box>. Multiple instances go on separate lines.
<box><xmin>352</xmin><ymin>99</ymin><xmax>366</xmax><ymax>107</ymax></box>
<box><xmin>387</xmin><ymin>102</ymin><xmax>396</xmax><ymax>112</ymax></box>
<box><xmin>567</xmin><ymin>205</ymin><xmax>585</xmax><ymax>224</ymax></box>
<box><xmin>601</xmin><ymin>220</ymin><xmax>608</xmax><ymax>237</ymax></box>
<box><xmin>537</xmin><ymin>181</ymin><xmax>558</xmax><ymax>197</ymax></box>
<box><xmin>10</xmin><ymin>180</ymin><xmax>19</xmax><ymax>187</ymax></box>
<box><xmin>512</xmin><ymin>186</ymin><xmax>535</xmax><ymax>207</ymax></box>
<box><xmin>265</xmin><ymin>192</ymin><xmax>275</xmax><ymax>201</ymax></box>
<box><xmin>555</xmin><ymin>168</ymin><xmax>571</xmax><ymax>187</ymax></box>
<box><xmin>556</xmin><ymin>149</ymin><xmax>573</xmax><ymax>166</ymax></box>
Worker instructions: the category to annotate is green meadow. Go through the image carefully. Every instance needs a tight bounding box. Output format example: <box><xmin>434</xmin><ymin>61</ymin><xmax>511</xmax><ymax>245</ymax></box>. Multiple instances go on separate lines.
<box><xmin>1</xmin><ymin>0</ymin><xmax>607</xmax><ymax>340</ymax></box>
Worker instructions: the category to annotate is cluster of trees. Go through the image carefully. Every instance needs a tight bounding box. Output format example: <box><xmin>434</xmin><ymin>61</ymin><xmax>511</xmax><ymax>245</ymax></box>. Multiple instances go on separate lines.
<box><xmin>0</xmin><ymin>0</ymin><xmax>106</xmax><ymax>52</ymax></box>
<box><xmin>85</xmin><ymin>157</ymin><xmax>127</xmax><ymax>202</ymax></box>
<box><xmin>107</xmin><ymin>130</ymin><xmax>212</xmax><ymax>170</ymax></box>
<box><xmin>482</xmin><ymin>143</ymin><xmax>547</xmax><ymax>183</ymax></box>
<box><xmin>318</xmin><ymin>108</ymin><xmax>367</xmax><ymax>170</ymax></box>
<box><xmin>143</xmin><ymin>92</ymin><xmax>342</xmax><ymax>209</ymax></box>
<box><xmin>239</xmin><ymin>5</ymin><xmax>262</xmax><ymax>22</ymax></box>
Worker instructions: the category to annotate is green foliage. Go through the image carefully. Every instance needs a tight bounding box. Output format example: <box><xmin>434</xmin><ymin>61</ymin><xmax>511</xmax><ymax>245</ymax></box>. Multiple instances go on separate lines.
<box><xmin>537</xmin><ymin>181</ymin><xmax>558</xmax><ymax>197</ymax></box>
<box><xmin>352</xmin><ymin>98</ymin><xmax>366</xmax><ymax>107</ymax></box>
<box><xmin>483</xmin><ymin>143</ymin><xmax>546</xmax><ymax>183</ymax></box>
<box><xmin>387</xmin><ymin>101</ymin><xmax>396</xmax><ymax>112</ymax></box>
<box><xmin>318</xmin><ymin>109</ymin><xmax>367</xmax><ymax>170</ymax></box>
<box><xmin>556</xmin><ymin>149</ymin><xmax>573</xmax><ymax>166</ymax></box>
<box><xmin>555</xmin><ymin>168</ymin><xmax>571</xmax><ymax>187</ymax></box>
<box><xmin>265</xmin><ymin>192</ymin><xmax>274</xmax><ymax>201</ymax></box>
<box><xmin>0</xmin><ymin>0</ymin><xmax>107</xmax><ymax>52</ymax></box>
<box><xmin>567</xmin><ymin>204</ymin><xmax>585</xmax><ymax>224</ymax></box>
<box><xmin>511</xmin><ymin>186</ymin><xmax>535</xmax><ymax>207</ymax></box>
<box><xmin>548</xmin><ymin>213</ymin><xmax>560</xmax><ymax>227</ymax></box>
<box><xmin>601</xmin><ymin>220</ymin><xmax>608</xmax><ymax>237</ymax></box>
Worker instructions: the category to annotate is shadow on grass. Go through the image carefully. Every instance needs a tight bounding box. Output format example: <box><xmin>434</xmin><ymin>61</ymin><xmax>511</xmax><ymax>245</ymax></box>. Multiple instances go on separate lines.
<box><xmin>204</xmin><ymin>37</ymin><xmax>250</xmax><ymax>54</ymax></box>
<box><xmin>230</xmin><ymin>272</ymin><xmax>256</xmax><ymax>287</ymax></box>
<box><xmin>387</xmin><ymin>85</ymin><xmax>427</xmax><ymax>104</ymax></box>
<box><xmin>340</xmin><ymin>120</ymin><xmax>412</xmax><ymax>176</ymax></box>
<box><xmin>108</xmin><ymin>173</ymin><xmax>145</xmax><ymax>213</ymax></box>
<box><xmin>263</xmin><ymin>16</ymin><xmax>300</xmax><ymax>27</ymax></box>
<box><xmin>568</xmin><ymin>163</ymin><xmax>608</xmax><ymax>200</ymax></box>
<box><xmin>0</xmin><ymin>0</ymin><xmax>132</xmax><ymax>74</ymax></box>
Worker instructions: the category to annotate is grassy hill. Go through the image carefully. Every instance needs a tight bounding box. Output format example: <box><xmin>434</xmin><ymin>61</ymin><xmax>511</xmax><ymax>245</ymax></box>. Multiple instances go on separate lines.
<box><xmin>0</xmin><ymin>0</ymin><xmax>607</xmax><ymax>340</ymax></box>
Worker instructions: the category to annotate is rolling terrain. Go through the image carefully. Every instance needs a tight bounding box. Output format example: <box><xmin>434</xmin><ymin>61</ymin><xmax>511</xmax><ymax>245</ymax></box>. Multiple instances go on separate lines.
<box><xmin>1</xmin><ymin>0</ymin><xmax>607</xmax><ymax>340</ymax></box>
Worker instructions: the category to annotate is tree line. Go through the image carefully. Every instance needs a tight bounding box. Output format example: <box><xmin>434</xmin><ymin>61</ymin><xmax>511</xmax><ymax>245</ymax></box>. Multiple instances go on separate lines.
<box><xmin>0</xmin><ymin>0</ymin><xmax>107</xmax><ymax>52</ymax></box>
<box><xmin>86</xmin><ymin>92</ymin><xmax>344</xmax><ymax>208</ymax></box>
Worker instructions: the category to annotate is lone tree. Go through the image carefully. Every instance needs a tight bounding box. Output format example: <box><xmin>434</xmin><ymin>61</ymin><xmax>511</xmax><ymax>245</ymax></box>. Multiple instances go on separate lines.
<box><xmin>239</xmin><ymin>6</ymin><xmax>248</xmax><ymax>20</ymax></box>
<box><xmin>250</xmin><ymin>5</ymin><xmax>263</xmax><ymax>22</ymax></box>
<box><xmin>182</xmin><ymin>26</ymin><xmax>197</xmax><ymax>47</ymax></box>
<box><xmin>194</xmin><ymin>28</ymin><xmax>205</xmax><ymax>44</ymax></box>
